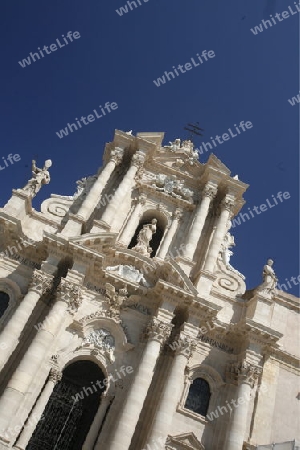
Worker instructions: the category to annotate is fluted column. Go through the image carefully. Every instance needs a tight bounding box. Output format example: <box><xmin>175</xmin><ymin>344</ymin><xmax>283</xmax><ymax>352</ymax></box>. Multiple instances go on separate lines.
<box><xmin>62</xmin><ymin>147</ymin><xmax>124</xmax><ymax>236</ymax></box>
<box><xmin>157</xmin><ymin>208</ymin><xmax>182</xmax><ymax>259</ymax></box>
<box><xmin>118</xmin><ymin>193</ymin><xmax>147</xmax><ymax>246</ymax></box>
<box><xmin>101</xmin><ymin>317</ymin><xmax>172</xmax><ymax>450</ymax></box>
<box><xmin>182</xmin><ymin>182</ymin><xmax>218</xmax><ymax>260</ymax></box>
<box><xmin>0</xmin><ymin>270</ymin><xmax>52</xmax><ymax>371</ymax></box>
<box><xmin>145</xmin><ymin>335</ymin><xmax>196</xmax><ymax>448</ymax></box>
<box><xmin>95</xmin><ymin>151</ymin><xmax>145</xmax><ymax>232</ymax></box>
<box><xmin>82</xmin><ymin>394</ymin><xmax>113</xmax><ymax>450</ymax></box>
<box><xmin>204</xmin><ymin>195</ymin><xmax>235</xmax><ymax>273</ymax></box>
<box><xmin>14</xmin><ymin>368</ymin><xmax>62</xmax><ymax>450</ymax></box>
<box><xmin>223</xmin><ymin>361</ymin><xmax>261</xmax><ymax>450</ymax></box>
<box><xmin>0</xmin><ymin>279</ymin><xmax>82</xmax><ymax>439</ymax></box>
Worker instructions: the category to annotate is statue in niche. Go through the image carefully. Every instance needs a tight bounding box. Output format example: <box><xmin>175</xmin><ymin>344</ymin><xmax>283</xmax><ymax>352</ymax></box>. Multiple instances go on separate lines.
<box><xmin>22</xmin><ymin>159</ymin><xmax>52</xmax><ymax>196</ymax></box>
<box><xmin>257</xmin><ymin>259</ymin><xmax>278</xmax><ymax>294</ymax></box>
<box><xmin>132</xmin><ymin>218</ymin><xmax>157</xmax><ymax>257</ymax></box>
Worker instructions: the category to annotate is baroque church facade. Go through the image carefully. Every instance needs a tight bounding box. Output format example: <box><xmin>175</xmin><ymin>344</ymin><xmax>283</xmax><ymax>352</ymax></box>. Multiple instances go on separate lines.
<box><xmin>0</xmin><ymin>130</ymin><xmax>299</xmax><ymax>450</ymax></box>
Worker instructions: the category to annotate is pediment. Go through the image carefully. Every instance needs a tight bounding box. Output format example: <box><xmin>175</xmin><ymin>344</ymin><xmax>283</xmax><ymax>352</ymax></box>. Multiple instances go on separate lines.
<box><xmin>166</xmin><ymin>432</ymin><xmax>205</xmax><ymax>450</ymax></box>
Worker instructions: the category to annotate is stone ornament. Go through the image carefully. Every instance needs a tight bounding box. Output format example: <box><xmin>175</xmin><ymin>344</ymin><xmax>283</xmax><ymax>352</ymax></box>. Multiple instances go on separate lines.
<box><xmin>57</xmin><ymin>279</ymin><xmax>82</xmax><ymax>313</ymax></box>
<box><xmin>256</xmin><ymin>259</ymin><xmax>278</xmax><ymax>297</ymax></box>
<box><xmin>144</xmin><ymin>317</ymin><xmax>173</xmax><ymax>345</ymax></box>
<box><xmin>105</xmin><ymin>282</ymin><xmax>129</xmax><ymax>319</ymax></box>
<box><xmin>153</xmin><ymin>174</ymin><xmax>194</xmax><ymax>203</ymax></box>
<box><xmin>110</xmin><ymin>147</ymin><xmax>124</xmax><ymax>164</ymax></box>
<box><xmin>226</xmin><ymin>361</ymin><xmax>262</xmax><ymax>387</ymax></box>
<box><xmin>221</xmin><ymin>196</ymin><xmax>235</xmax><ymax>213</ymax></box>
<box><xmin>132</xmin><ymin>151</ymin><xmax>145</xmax><ymax>168</ymax></box>
<box><xmin>49</xmin><ymin>368</ymin><xmax>62</xmax><ymax>383</ymax></box>
<box><xmin>164</xmin><ymin>138</ymin><xmax>199</xmax><ymax>164</ymax></box>
<box><xmin>173</xmin><ymin>336</ymin><xmax>197</xmax><ymax>359</ymax></box>
<box><xmin>106</xmin><ymin>264</ymin><xmax>150</xmax><ymax>287</ymax></box>
<box><xmin>29</xmin><ymin>270</ymin><xmax>53</xmax><ymax>295</ymax></box>
<box><xmin>202</xmin><ymin>183</ymin><xmax>218</xmax><ymax>200</ymax></box>
<box><xmin>132</xmin><ymin>219</ymin><xmax>157</xmax><ymax>257</ymax></box>
<box><xmin>21</xmin><ymin>159</ymin><xmax>52</xmax><ymax>197</ymax></box>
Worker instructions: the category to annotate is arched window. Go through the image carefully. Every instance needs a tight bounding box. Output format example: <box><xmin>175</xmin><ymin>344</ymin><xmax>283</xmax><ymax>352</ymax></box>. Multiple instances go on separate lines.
<box><xmin>184</xmin><ymin>377</ymin><xmax>211</xmax><ymax>416</ymax></box>
<box><xmin>0</xmin><ymin>291</ymin><xmax>10</xmax><ymax>318</ymax></box>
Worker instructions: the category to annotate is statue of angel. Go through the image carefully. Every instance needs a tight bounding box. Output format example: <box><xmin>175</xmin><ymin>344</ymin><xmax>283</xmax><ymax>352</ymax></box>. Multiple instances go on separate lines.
<box><xmin>22</xmin><ymin>159</ymin><xmax>52</xmax><ymax>196</ymax></box>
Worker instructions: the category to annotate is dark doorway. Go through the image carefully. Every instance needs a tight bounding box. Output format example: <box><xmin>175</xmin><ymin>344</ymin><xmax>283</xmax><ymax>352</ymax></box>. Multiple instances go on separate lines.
<box><xmin>26</xmin><ymin>360</ymin><xmax>105</xmax><ymax>450</ymax></box>
<box><xmin>128</xmin><ymin>217</ymin><xmax>164</xmax><ymax>257</ymax></box>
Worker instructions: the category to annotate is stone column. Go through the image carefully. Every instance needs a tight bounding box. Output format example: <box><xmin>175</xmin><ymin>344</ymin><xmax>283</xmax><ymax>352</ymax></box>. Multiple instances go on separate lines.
<box><xmin>0</xmin><ymin>270</ymin><xmax>52</xmax><ymax>371</ymax></box>
<box><xmin>82</xmin><ymin>394</ymin><xmax>113</xmax><ymax>450</ymax></box>
<box><xmin>101</xmin><ymin>317</ymin><xmax>172</xmax><ymax>450</ymax></box>
<box><xmin>145</xmin><ymin>335</ymin><xmax>196</xmax><ymax>448</ymax></box>
<box><xmin>95</xmin><ymin>151</ymin><xmax>145</xmax><ymax>232</ymax></box>
<box><xmin>118</xmin><ymin>193</ymin><xmax>147</xmax><ymax>246</ymax></box>
<box><xmin>0</xmin><ymin>279</ymin><xmax>82</xmax><ymax>439</ymax></box>
<box><xmin>182</xmin><ymin>182</ymin><xmax>218</xmax><ymax>260</ymax></box>
<box><xmin>223</xmin><ymin>361</ymin><xmax>261</xmax><ymax>450</ymax></box>
<box><xmin>157</xmin><ymin>209</ymin><xmax>182</xmax><ymax>259</ymax></box>
<box><xmin>62</xmin><ymin>147</ymin><xmax>124</xmax><ymax>236</ymax></box>
<box><xmin>14</xmin><ymin>368</ymin><xmax>62</xmax><ymax>450</ymax></box>
<box><xmin>204</xmin><ymin>195</ymin><xmax>235</xmax><ymax>273</ymax></box>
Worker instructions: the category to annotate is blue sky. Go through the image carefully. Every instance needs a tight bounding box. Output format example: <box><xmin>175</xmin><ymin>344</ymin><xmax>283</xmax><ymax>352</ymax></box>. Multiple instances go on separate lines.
<box><xmin>0</xmin><ymin>0</ymin><xmax>299</xmax><ymax>295</ymax></box>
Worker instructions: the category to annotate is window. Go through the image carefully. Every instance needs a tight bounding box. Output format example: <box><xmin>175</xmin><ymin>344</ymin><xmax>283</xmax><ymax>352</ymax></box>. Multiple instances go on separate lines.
<box><xmin>184</xmin><ymin>377</ymin><xmax>211</xmax><ymax>416</ymax></box>
<box><xmin>0</xmin><ymin>291</ymin><xmax>10</xmax><ymax>318</ymax></box>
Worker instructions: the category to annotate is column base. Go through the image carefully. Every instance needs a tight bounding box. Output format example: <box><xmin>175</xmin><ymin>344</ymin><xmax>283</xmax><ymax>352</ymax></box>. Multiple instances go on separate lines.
<box><xmin>90</xmin><ymin>220</ymin><xmax>111</xmax><ymax>233</ymax></box>
<box><xmin>174</xmin><ymin>256</ymin><xmax>195</xmax><ymax>276</ymax></box>
<box><xmin>60</xmin><ymin>214</ymin><xmax>84</xmax><ymax>237</ymax></box>
<box><xmin>195</xmin><ymin>270</ymin><xmax>217</xmax><ymax>298</ymax></box>
<box><xmin>2</xmin><ymin>190</ymin><xmax>32</xmax><ymax>219</ymax></box>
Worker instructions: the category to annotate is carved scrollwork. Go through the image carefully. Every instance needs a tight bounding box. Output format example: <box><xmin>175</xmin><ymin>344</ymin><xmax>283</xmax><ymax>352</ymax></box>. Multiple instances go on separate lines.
<box><xmin>29</xmin><ymin>270</ymin><xmax>53</xmax><ymax>295</ymax></box>
<box><xmin>49</xmin><ymin>368</ymin><xmax>62</xmax><ymax>384</ymax></box>
<box><xmin>57</xmin><ymin>279</ymin><xmax>82</xmax><ymax>314</ymax></box>
<box><xmin>226</xmin><ymin>360</ymin><xmax>262</xmax><ymax>387</ymax></box>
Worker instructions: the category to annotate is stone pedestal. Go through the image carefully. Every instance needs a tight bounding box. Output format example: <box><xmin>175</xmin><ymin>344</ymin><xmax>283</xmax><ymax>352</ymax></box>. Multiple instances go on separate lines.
<box><xmin>2</xmin><ymin>190</ymin><xmax>32</xmax><ymax>220</ymax></box>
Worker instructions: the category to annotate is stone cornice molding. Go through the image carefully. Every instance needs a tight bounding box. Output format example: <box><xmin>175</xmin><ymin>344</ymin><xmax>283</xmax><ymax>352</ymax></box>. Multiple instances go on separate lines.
<box><xmin>268</xmin><ymin>349</ymin><xmax>300</xmax><ymax>373</ymax></box>
<box><xmin>138</xmin><ymin>184</ymin><xmax>196</xmax><ymax>210</ymax></box>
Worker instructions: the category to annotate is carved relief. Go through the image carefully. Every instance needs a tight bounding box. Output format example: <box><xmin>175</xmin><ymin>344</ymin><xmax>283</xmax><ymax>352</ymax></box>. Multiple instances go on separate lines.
<box><xmin>144</xmin><ymin>317</ymin><xmax>173</xmax><ymax>345</ymax></box>
<box><xmin>153</xmin><ymin>174</ymin><xmax>193</xmax><ymax>203</ymax></box>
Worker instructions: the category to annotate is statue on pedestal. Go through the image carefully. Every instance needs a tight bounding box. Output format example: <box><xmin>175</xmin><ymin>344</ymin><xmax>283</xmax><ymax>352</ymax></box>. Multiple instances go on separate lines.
<box><xmin>22</xmin><ymin>159</ymin><xmax>52</xmax><ymax>196</ymax></box>
<box><xmin>257</xmin><ymin>259</ymin><xmax>278</xmax><ymax>295</ymax></box>
<box><xmin>132</xmin><ymin>219</ymin><xmax>157</xmax><ymax>257</ymax></box>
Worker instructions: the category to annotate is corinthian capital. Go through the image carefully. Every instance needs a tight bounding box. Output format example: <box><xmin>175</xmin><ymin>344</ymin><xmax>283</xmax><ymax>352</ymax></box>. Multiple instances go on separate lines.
<box><xmin>145</xmin><ymin>317</ymin><xmax>173</xmax><ymax>345</ymax></box>
<box><xmin>132</xmin><ymin>151</ymin><xmax>145</xmax><ymax>168</ymax></box>
<box><xmin>29</xmin><ymin>270</ymin><xmax>53</xmax><ymax>295</ymax></box>
<box><xmin>49</xmin><ymin>367</ymin><xmax>62</xmax><ymax>383</ymax></box>
<box><xmin>203</xmin><ymin>183</ymin><xmax>218</xmax><ymax>200</ymax></box>
<box><xmin>226</xmin><ymin>360</ymin><xmax>262</xmax><ymax>387</ymax></box>
<box><xmin>173</xmin><ymin>336</ymin><xmax>197</xmax><ymax>359</ymax></box>
<box><xmin>57</xmin><ymin>279</ymin><xmax>82</xmax><ymax>314</ymax></box>
<box><xmin>221</xmin><ymin>195</ymin><xmax>235</xmax><ymax>213</ymax></box>
<box><xmin>110</xmin><ymin>147</ymin><xmax>124</xmax><ymax>165</ymax></box>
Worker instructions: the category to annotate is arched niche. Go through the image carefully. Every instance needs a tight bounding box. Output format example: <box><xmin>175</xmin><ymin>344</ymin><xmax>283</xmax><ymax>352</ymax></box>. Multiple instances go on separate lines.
<box><xmin>26</xmin><ymin>360</ymin><xmax>106</xmax><ymax>450</ymax></box>
<box><xmin>0</xmin><ymin>278</ymin><xmax>22</xmax><ymax>329</ymax></box>
<box><xmin>128</xmin><ymin>209</ymin><xmax>168</xmax><ymax>257</ymax></box>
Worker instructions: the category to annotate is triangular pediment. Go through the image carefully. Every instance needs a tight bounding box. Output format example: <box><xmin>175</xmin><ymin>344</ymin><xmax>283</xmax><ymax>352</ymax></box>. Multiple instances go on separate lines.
<box><xmin>166</xmin><ymin>432</ymin><xmax>205</xmax><ymax>450</ymax></box>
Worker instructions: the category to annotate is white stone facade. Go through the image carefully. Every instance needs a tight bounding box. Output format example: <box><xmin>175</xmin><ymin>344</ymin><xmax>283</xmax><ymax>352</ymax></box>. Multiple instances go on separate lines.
<box><xmin>0</xmin><ymin>130</ymin><xmax>299</xmax><ymax>450</ymax></box>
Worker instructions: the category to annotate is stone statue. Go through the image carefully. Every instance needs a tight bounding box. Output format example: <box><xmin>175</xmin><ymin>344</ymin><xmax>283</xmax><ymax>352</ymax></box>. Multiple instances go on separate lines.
<box><xmin>22</xmin><ymin>159</ymin><xmax>52</xmax><ymax>196</ymax></box>
<box><xmin>257</xmin><ymin>259</ymin><xmax>278</xmax><ymax>295</ymax></box>
<box><xmin>132</xmin><ymin>219</ymin><xmax>157</xmax><ymax>256</ymax></box>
